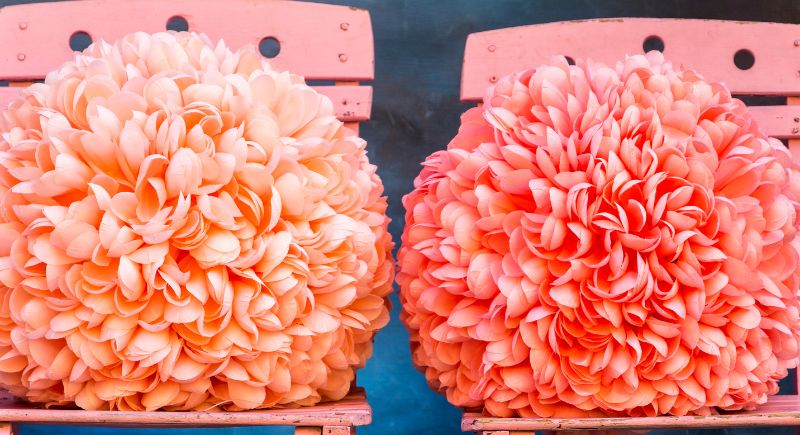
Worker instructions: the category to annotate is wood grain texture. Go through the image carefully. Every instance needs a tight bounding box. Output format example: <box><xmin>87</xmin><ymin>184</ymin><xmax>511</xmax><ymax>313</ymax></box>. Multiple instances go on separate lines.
<box><xmin>322</xmin><ymin>426</ymin><xmax>353</xmax><ymax>435</ymax></box>
<box><xmin>462</xmin><ymin>395</ymin><xmax>800</xmax><ymax>431</ymax></box>
<box><xmin>462</xmin><ymin>18</ymin><xmax>800</xmax><ymax>99</ymax></box>
<box><xmin>540</xmin><ymin>431</ymin><xmax>643</xmax><ymax>435</ymax></box>
<box><xmin>0</xmin><ymin>389</ymin><xmax>370</xmax><ymax>428</ymax></box>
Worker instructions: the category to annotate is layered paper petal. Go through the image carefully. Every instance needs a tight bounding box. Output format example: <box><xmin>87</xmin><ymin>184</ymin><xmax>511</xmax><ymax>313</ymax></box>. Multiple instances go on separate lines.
<box><xmin>0</xmin><ymin>32</ymin><xmax>393</xmax><ymax>411</ymax></box>
<box><xmin>398</xmin><ymin>52</ymin><xmax>800</xmax><ymax>417</ymax></box>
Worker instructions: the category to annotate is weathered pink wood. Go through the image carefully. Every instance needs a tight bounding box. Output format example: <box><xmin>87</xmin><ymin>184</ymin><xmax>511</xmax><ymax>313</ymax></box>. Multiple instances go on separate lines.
<box><xmin>542</xmin><ymin>432</ymin><xmax>641</xmax><ymax>435</ymax></box>
<box><xmin>0</xmin><ymin>0</ymin><xmax>373</xmax><ymax>81</ymax></box>
<box><xmin>462</xmin><ymin>18</ymin><xmax>800</xmax><ymax>100</ymax></box>
<box><xmin>0</xmin><ymin>389</ymin><xmax>370</xmax><ymax>427</ymax></box>
<box><xmin>0</xmin><ymin>85</ymin><xmax>372</xmax><ymax>122</ymax></box>
<box><xmin>747</xmin><ymin>105</ymin><xmax>800</xmax><ymax>139</ymax></box>
<box><xmin>322</xmin><ymin>426</ymin><xmax>353</xmax><ymax>435</ymax></box>
<box><xmin>296</xmin><ymin>427</ymin><xmax>352</xmax><ymax>435</ymax></box>
<box><xmin>332</xmin><ymin>81</ymin><xmax>372</xmax><ymax>123</ymax></box>
<box><xmin>790</xmin><ymin>96</ymin><xmax>800</xmax><ymax>305</ymax></box>
<box><xmin>462</xmin><ymin>395</ymin><xmax>800</xmax><ymax>431</ymax></box>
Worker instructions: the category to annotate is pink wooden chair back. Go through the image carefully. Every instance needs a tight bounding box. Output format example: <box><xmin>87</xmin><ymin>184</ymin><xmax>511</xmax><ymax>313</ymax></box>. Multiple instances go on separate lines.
<box><xmin>0</xmin><ymin>4</ymin><xmax>372</xmax><ymax>430</ymax></box>
<box><xmin>462</xmin><ymin>18</ymin><xmax>800</xmax><ymax>142</ymax></box>
<box><xmin>0</xmin><ymin>0</ymin><xmax>373</xmax><ymax>128</ymax></box>
<box><xmin>461</xmin><ymin>17</ymin><xmax>800</xmax><ymax>399</ymax></box>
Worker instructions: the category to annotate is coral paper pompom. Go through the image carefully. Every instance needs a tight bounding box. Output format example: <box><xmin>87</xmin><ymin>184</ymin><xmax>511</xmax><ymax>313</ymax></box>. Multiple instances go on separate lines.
<box><xmin>398</xmin><ymin>52</ymin><xmax>800</xmax><ymax>417</ymax></box>
<box><xmin>0</xmin><ymin>32</ymin><xmax>393</xmax><ymax>410</ymax></box>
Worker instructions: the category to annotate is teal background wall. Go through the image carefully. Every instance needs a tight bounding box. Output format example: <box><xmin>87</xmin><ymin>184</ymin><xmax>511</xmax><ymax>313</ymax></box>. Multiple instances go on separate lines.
<box><xmin>1</xmin><ymin>0</ymin><xmax>800</xmax><ymax>434</ymax></box>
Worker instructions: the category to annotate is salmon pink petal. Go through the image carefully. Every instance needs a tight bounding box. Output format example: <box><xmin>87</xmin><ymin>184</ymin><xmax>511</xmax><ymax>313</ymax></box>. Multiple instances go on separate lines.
<box><xmin>164</xmin><ymin>148</ymin><xmax>203</xmax><ymax>198</ymax></box>
<box><xmin>0</xmin><ymin>31</ymin><xmax>392</xmax><ymax>411</ymax></box>
<box><xmin>190</xmin><ymin>227</ymin><xmax>240</xmax><ymax>267</ymax></box>
<box><xmin>399</xmin><ymin>52</ymin><xmax>800</xmax><ymax>418</ymax></box>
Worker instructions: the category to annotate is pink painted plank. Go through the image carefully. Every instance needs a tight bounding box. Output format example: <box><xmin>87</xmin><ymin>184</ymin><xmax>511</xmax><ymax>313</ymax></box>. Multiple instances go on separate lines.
<box><xmin>321</xmin><ymin>427</ymin><xmax>352</xmax><ymax>435</ymax></box>
<box><xmin>462</xmin><ymin>18</ymin><xmax>800</xmax><ymax>100</ymax></box>
<box><xmin>296</xmin><ymin>428</ymin><xmax>352</xmax><ymax>435</ymax></box>
<box><xmin>319</xmin><ymin>85</ymin><xmax>372</xmax><ymax>122</ymax></box>
<box><xmin>747</xmin><ymin>105</ymin><xmax>800</xmax><ymax>138</ymax></box>
<box><xmin>0</xmin><ymin>389</ymin><xmax>371</xmax><ymax>427</ymax></box>
<box><xmin>0</xmin><ymin>0</ymin><xmax>373</xmax><ymax>81</ymax></box>
<box><xmin>462</xmin><ymin>395</ymin><xmax>800</xmax><ymax>431</ymax></box>
<box><xmin>0</xmin><ymin>85</ymin><xmax>372</xmax><ymax>123</ymax></box>
<box><xmin>789</xmin><ymin>99</ymin><xmax>800</xmax><ymax>248</ymax></box>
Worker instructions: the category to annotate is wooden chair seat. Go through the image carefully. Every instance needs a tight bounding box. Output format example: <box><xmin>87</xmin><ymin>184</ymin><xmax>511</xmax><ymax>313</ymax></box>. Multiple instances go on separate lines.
<box><xmin>463</xmin><ymin>395</ymin><xmax>800</xmax><ymax>434</ymax></box>
<box><xmin>0</xmin><ymin>389</ymin><xmax>369</xmax><ymax>434</ymax></box>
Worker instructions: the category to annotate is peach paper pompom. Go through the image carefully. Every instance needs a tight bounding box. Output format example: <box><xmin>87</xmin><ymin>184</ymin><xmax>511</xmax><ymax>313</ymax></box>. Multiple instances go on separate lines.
<box><xmin>0</xmin><ymin>32</ymin><xmax>393</xmax><ymax>411</ymax></box>
<box><xmin>398</xmin><ymin>52</ymin><xmax>800</xmax><ymax>417</ymax></box>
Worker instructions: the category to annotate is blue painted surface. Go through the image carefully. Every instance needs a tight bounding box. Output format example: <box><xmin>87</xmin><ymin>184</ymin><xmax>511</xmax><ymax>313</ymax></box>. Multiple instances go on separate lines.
<box><xmin>2</xmin><ymin>0</ymin><xmax>800</xmax><ymax>433</ymax></box>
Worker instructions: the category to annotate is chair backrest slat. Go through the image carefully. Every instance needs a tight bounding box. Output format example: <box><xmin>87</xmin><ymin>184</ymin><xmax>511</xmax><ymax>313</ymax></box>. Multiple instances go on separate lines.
<box><xmin>0</xmin><ymin>85</ymin><xmax>373</xmax><ymax>123</ymax></box>
<box><xmin>747</xmin><ymin>105</ymin><xmax>800</xmax><ymax>139</ymax></box>
<box><xmin>462</xmin><ymin>18</ymin><xmax>800</xmax><ymax>138</ymax></box>
<box><xmin>0</xmin><ymin>0</ymin><xmax>374</xmax><ymax>122</ymax></box>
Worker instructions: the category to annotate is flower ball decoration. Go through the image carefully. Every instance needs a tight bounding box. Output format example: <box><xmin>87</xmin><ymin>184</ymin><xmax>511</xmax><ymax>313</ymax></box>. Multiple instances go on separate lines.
<box><xmin>398</xmin><ymin>52</ymin><xmax>800</xmax><ymax>417</ymax></box>
<box><xmin>0</xmin><ymin>32</ymin><xmax>394</xmax><ymax>411</ymax></box>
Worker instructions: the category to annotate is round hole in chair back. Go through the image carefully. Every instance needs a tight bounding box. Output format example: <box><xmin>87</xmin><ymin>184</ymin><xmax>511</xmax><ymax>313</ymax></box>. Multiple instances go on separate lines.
<box><xmin>69</xmin><ymin>31</ymin><xmax>92</xmax><ymax>52</ymax></box>
<box><xmin>166</xmin><ymin>16</ymin><xmax>189</xmax><ymax>32</ymax></box>
<box><xmin>734</xmin><ymin>49</ymin><xmax>755</xmax><ymax>70</ymax></box>
<box><xmin>642</xmin><ymin>35</ymin><xmax>665</xmax><ymax>53</ymax></box>
<box><xmin>259</xmin><ymin>37</ymin><xmax>281</xmax><ymax>58</ymax></box>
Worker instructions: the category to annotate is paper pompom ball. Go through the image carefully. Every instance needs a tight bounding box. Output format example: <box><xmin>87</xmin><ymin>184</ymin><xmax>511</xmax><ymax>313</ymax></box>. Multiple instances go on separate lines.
<box><xmin>0</xmin><ymin>32</ymin><xmax>393</xmax><ymax>411</ymax></box>
<box><xmin>398</xmin><ymin>52</ymin><xmax>800</xmax><ymax>417</ymax></box>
